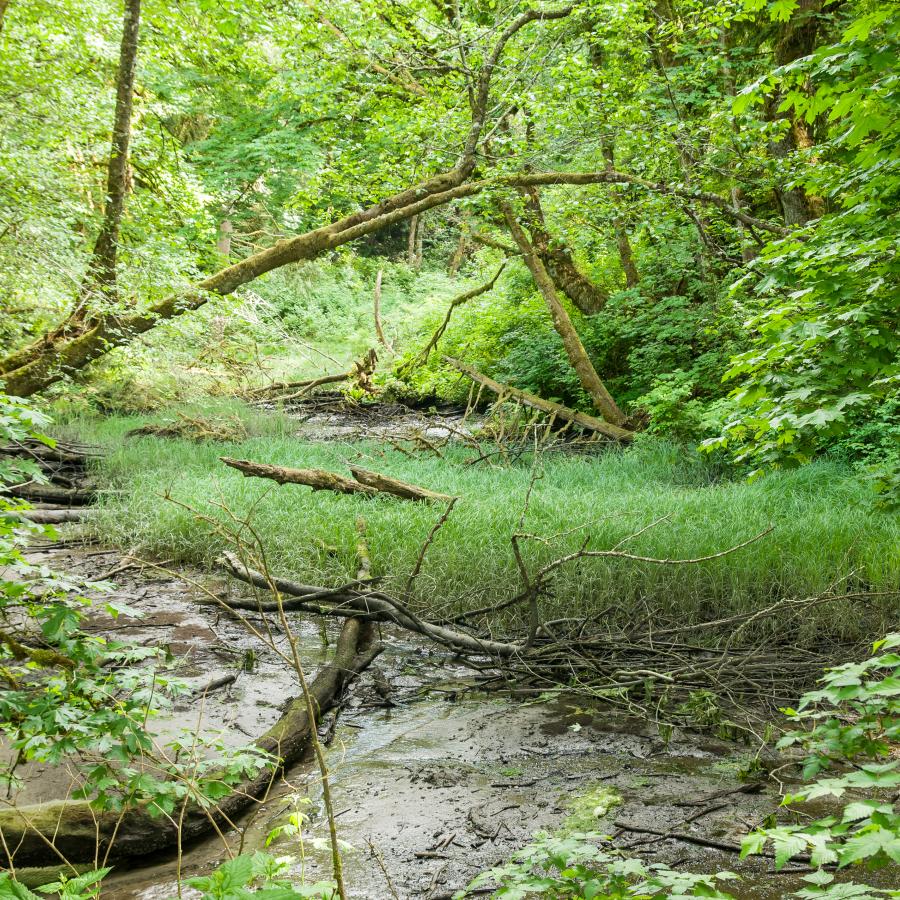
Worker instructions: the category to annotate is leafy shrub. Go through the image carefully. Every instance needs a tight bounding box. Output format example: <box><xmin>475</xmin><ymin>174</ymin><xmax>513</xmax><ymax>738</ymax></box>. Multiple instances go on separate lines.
<box><xmin>462</xmin><ymin>636</ymin><xmax>900</xmax><ymax>899</ymax></box>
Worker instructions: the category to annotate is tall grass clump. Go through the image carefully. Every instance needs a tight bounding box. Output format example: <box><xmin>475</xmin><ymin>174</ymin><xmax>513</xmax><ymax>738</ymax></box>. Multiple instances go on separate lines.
<box><xmin>62</xmin><ymin>405</ymin><xmax>900</xmax><ymax>645</ymax></box>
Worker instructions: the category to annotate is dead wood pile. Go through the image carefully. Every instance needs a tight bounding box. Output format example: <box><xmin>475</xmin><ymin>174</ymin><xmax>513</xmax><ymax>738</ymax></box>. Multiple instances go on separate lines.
<box><xmin>126</xmin><ymin>412</ymin><xmax>248</xmax><ymax>443</ymax></box>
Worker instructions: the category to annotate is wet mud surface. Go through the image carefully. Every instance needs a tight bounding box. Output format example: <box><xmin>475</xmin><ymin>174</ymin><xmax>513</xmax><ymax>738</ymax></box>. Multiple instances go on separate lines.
<box><xmin>6</xmin><ymin>538</ymin><xmax>884</xmax><ymax>899</ymax></box>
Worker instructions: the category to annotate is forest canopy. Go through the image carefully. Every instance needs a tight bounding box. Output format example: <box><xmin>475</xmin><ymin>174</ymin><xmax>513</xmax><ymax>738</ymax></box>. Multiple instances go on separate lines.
<box><xmin>0</xmin><ymin>0</ymin><xmax>897</xmax><ymax>479</ymax></box>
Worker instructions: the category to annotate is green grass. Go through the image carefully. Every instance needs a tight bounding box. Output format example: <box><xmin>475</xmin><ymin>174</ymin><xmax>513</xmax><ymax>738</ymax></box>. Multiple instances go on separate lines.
<box><xmin>59</xmin><ymin>400</ymin><xmax>900</xmax><ymax>644</ymax></box>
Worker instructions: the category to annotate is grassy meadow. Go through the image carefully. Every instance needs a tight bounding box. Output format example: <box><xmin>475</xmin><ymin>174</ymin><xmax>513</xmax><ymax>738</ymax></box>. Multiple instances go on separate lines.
<box><xmin>60</xmin><ymin>400</ymin><xmax>900</xmax><ymax>645</ymax></box>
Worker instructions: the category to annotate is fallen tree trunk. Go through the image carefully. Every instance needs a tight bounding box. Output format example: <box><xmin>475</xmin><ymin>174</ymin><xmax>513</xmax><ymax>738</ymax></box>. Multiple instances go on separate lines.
<box><xmin>222</xmin><ymin>457</ymin><xmax>378</xmax><ymax>496</ymax></box>
<box><xmin>221</xmin><ymin>457</ymin><xmax>454</xmax><ymax>502</ymax></box>
<box><xmin>0</xmin><ymin>617</ymin><xmax>381</xmax><ymax>866</ymax></box>
<box><xmin>249</xmin><ymin>371</ymin><xmax>352</xmax><ymax>398</ymax></box>
<box><xmin>19</xmin><ymin>508</ymin><xmax>91</xmax><ymax>524</ymax></box>
<box><xmin>443</xmin><ymin>356</ymin><xmax>634</xmax><ymax>442</ymax></box>
<box><xmin>4</xmin><ymin>483</ymin><xmax>95</xmax><ymax>506</ymax></box>
<box><xmin>501</xmin><ymin>201</ymin><xmax>628</xmax><ymax>427</ymax></box>
<box><xmin>219</xmin><ymin>552</ymin><xmax>521</xmax><ymax>658</ymax></box>
<box><xmin>519</xmin><ymin>186</ymin><xmax>610</xmax><ymax>315</ymax></box>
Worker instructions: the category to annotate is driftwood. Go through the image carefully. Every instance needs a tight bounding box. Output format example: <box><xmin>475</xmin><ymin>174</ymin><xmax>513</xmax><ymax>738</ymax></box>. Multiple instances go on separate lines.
<box><xmin>221</xmin><ymin>457</ymin><xmax>454</xmax><ymax>503</ymax></box>
<box><xmin>0</xmin><ymin>617</ymin><xmax>382</xmax><ymax>866</ymax></box>
<box><xmin>19</xmin><ymin>508</ymin><xmax>91</xmax><ymax>524</ymax></box>
<box><xmin>444</xmin><ymin>356</ymin><xmax>634</xmax><ymax>442</ymax></box>
<box><xmin>219</xmin><ymin>552</ymin><xmax>521</xmax><ymax>659</ymax></box>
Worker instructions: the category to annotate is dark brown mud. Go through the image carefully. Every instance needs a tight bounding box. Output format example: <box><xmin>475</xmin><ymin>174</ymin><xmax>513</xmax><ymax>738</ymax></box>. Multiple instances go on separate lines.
<box><xmin>6</xmin><ymin>539</ymin><xmax>885</xmax><ymax>899</ymax></box>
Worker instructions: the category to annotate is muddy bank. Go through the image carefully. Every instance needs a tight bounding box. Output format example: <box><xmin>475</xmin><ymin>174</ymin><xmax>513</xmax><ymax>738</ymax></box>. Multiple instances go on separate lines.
<box><xmin>3</xmin><ymin>537</ymin><xmax>843</xmax><ymax>899</ymax></box>
<box><xmin>255</xmin><ymin>393</ymin><xmax>480</xmax><ymax>445</ymax></box>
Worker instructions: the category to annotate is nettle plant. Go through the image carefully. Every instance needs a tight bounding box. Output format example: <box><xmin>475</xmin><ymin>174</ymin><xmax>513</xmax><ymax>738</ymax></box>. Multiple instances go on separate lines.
<box><xmin>460</xmin><ymin>635</ymin><xmax>900</xmax><ymax>899</ymax></box>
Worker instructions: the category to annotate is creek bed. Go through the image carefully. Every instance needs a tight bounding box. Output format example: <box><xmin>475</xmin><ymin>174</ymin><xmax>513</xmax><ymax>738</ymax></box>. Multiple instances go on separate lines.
<box><xmin>6</xmin><ymin>540</ymin><xmax>859</xmax><ymax>899</ymax></box>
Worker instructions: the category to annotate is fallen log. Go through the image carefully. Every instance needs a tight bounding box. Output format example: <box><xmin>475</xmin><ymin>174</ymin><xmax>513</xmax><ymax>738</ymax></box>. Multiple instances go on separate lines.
<box><xmin>221</xmin><ymin>457</ymin><xmax>379</xmax><ymax>496</ymax></box>
<box><xmin>0</xmin><ymin>441</ymin><xmax>101</xmax><ymax>464</ymax></box>
<box><xmin>0</xmin><ymin>617</ymin><xmax>382</xmax><ymax>866</ymax></box>
<box><xmin>443</xmin><ymin>356</ymin><xmax>634</xmax><ymax>442</ymax></box>
<box><xmin>219</xmin><ymin>551</ymin><xmax>521</xmax><ymax>659</ymax></box>
<box><xmin>19</xmin><ymin>508</ymin><xmax>92</xmax><ymax>524</ymax></box>
<box><xmin>221</xmin><ymin>457</ymin><xmax>454</xmax><ymax>502</ymax></box>
<box><xmin>249</xmin><ymin>371</ymin><xmax>349</xmax><ymax>398</ymax></box>
<box><xmin>4</xmin><ymin>482</ymin><xmax>96</xmax><ymax>506</ymax></box>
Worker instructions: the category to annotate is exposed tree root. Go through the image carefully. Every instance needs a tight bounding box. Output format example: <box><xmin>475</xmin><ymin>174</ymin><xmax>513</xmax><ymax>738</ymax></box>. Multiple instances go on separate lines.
<box><xmin>0</xmin><ymin>617</ymin><xmax>382</xmax><ymax>867</ymax></box>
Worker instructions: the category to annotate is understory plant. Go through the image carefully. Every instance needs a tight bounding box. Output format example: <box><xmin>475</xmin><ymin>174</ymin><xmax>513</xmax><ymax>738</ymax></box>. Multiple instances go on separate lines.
<box><xmin>460</xmin><ymin>635</ymin><xmax>900</xmax><ymax>899</ymax></box>
<box><xmin>0</xmin><ymin>391</ymin><xmax>274</xmax><ymax>878</ymax></box>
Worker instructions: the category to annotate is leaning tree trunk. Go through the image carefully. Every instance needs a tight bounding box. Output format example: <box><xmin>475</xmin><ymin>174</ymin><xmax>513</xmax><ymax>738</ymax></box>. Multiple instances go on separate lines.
<box><xmin>519</xmin><ymin>186</ymin><xmax>610</xmax><ymax>315</ymax></box>
<box><xmin>500</xmin><ymin>201</ymin><xmax>628</xmax><ymax>427</ymax></box>
<box><xmin>0</xmin><ymin>0</ymin><xmax>140</xmax><ymax>377</ymax></box>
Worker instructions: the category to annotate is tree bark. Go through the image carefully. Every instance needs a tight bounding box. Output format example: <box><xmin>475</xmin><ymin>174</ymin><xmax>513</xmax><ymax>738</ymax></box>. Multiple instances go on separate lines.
<box><xmin>0</xmin><ymin>0</ymin><xmax>141</xmax><ymax>376</ymax></box>
<box><xmin>519</xmin><ymin>186</ymin><xmax>610</xmax><ymax>314</ymax></box>
<box><xmin>600</xmin><ymin>139</ymin><xmax>640</xmax><ymax>288</ymax></box>
<box><xmin>767</xmin><ymin>0</ymin><xmax>825</xmax><ymax>225</ymax></box>
<box><xmin>414</xmin><ymin>214</ymin><xmax>424</xmax><ymax>268</ymax></box>
<box><xmin>407</xmin><ymin>214</ymin><xmax>419</xmax><ymax>265</ymax></box>
<box><xmin>0</xmin><ymin>0</ymin><xmax>10</xmax><ymax>37</ymax></box>
<box><xmin>500</xmin><ymin>202</ymin><xmax>627</xmax><ymax>426</ymax></box>
<box><xmin>614</xmin><ymin>221</ymin><xmax>639</xmax><ymax>287</ymax></box>
<box><xmin>448</xmin><ymin>213</ymin><xmax>470</xmax><ymax>275</ymax></box>
<box><xmin>85</xmin><ymin>0</ymin><xmax>141</xmax><ymax>300</ymax></box>
<box><xmin>444</xmin><ymin>356</ymin><xmax>633</xmax><ymax>441</ymax></box>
